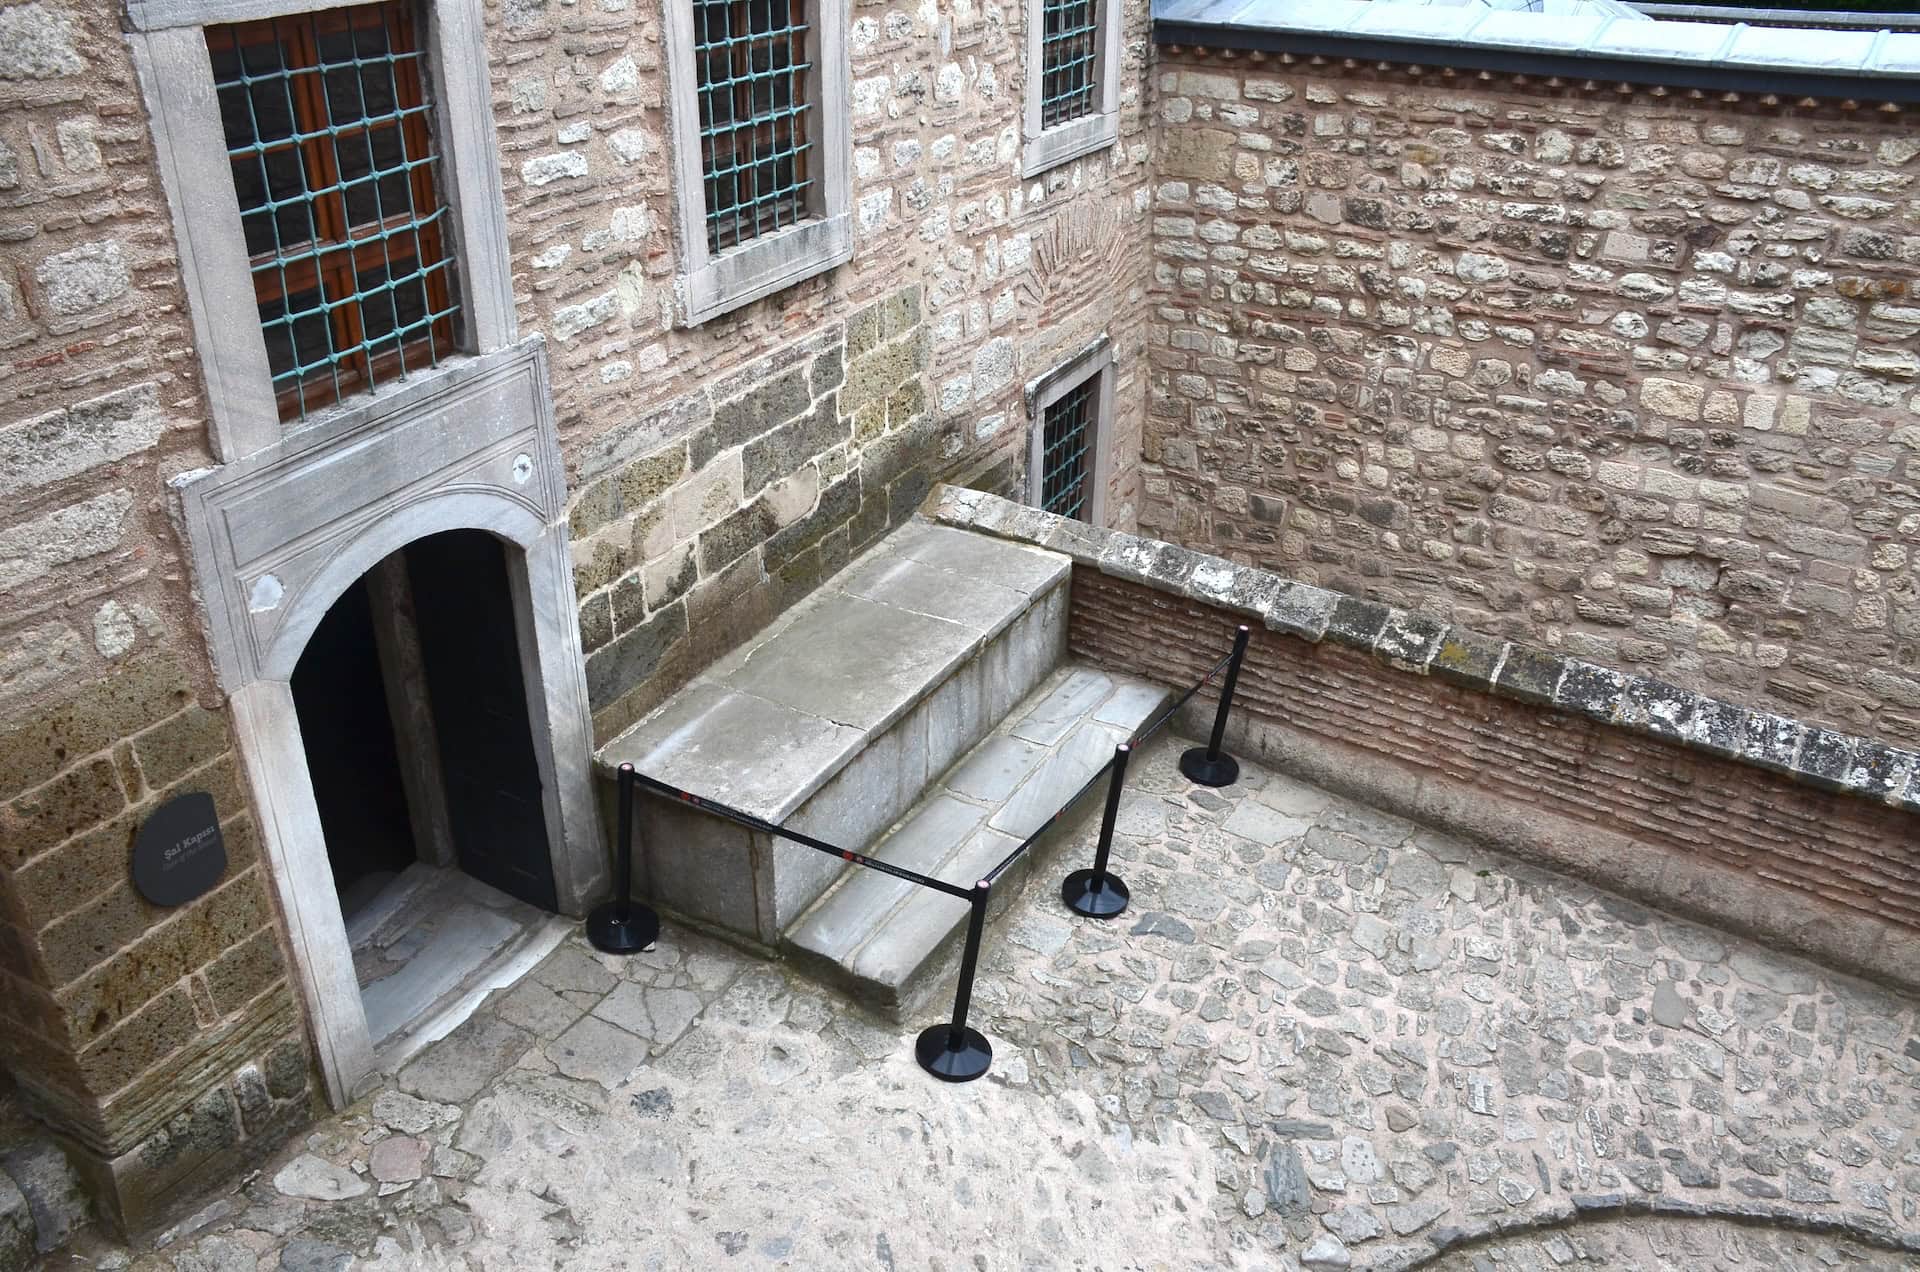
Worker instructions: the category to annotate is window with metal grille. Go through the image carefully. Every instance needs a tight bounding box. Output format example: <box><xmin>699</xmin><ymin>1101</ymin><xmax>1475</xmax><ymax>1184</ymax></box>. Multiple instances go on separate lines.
<box><xmin>1039</xmin><ymin>0</ymin><xmax>1098</xmax><ymax>128</ymax></box>
<box><xmin>693</xmin><ymin>0</ymin><xmax>815</xmax><ymax>254</ymax></box>
<box><xmin>207</xmin><ymin>1</ymin><xmax>459</xmax><ymax>422</ymax></box>
<box><xmin>1040</xmin><ymin>379</ymin><xmax>1094</xmax><ymax>520</ymax></box>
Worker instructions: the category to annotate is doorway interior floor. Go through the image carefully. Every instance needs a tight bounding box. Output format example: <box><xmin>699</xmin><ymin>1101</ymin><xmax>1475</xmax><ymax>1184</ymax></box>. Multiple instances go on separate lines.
<box><xmin>345</xmin><ymin>864</ymin><xmax>570</xmax><ymax>1073</ymax></box>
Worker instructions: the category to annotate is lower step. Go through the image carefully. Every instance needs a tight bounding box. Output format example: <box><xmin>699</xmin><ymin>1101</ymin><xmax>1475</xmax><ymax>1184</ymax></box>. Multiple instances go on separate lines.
<box><xmin>783</xmin><ymin>664</ymin><xmax>1172</xmax><ymax>1020</ymax></box>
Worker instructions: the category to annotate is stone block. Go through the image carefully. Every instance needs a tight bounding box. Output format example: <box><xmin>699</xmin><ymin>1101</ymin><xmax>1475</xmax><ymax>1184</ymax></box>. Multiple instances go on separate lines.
<box><xmin>1374</xmin><ymin>613</ymin><xmax>1446</xmax><ymax>673</ymax></box>
<box><xmin>74</xmin><ymin>987</ymin><xmax>201</xmax><ymax>1096</ymax></box>
<box><xmin>1742</xmin><ymin>713</ymin><xmax>1805</xmax><ymax>774</ymax></box>
<box><xmin>0</xmin><ymin>490</ymin><xmax>133</xmax><ymax>593</ymax></box>
<box><xmin>1429</xmin><ymin>631</ymin><xmax>1504</xmax><ymax>691</ymax></box>
<box><xmin>201</xmin><ymin>928</ymin><xmax>286</xmax><ymax>1018</ymax></box>
<box><xmin>691</xmin><ymin>368</ymin><xmax>813</xmax><ymax>469</ymax></box>
<box><xmin>583</xmin><ymin>600</ymin><xmax>687</xmax><ymax>712</ymax></box>
<box><xmin>0</xmin><ymin>3</ymin><xmax>82</xmax><ymax>79</ymax></box>
<box><xmin>1844</xmin><ymin>741</ymin><xmax>1912</xmax><ymax>804</ymax></box>
<box><xmin>764</xmin><ymin>473</ymin><xmax>859</xmax><ymax>571</ymax></box>
<box><xmin>1795</xmin><ymin>728</ymin><xmax>1855</xmax><ymax>793</ymax></box>
<box><xmin>696</xmin><ymin>498</ymin><xmax>776</xmax><ymax>577</ymax></box>
<box><xmin>578</xmin><ymin>593</ymin><xmax>612</xmax><ymax>653</ymax></box>
<box><xmin>33</xmin><ymin>242</ymin><xmax>128</xmax><ymax>315</ymax></box>
<box><xmin>741</xmin><ymin>394</ymin><xmax>847</xmax><ymax>495</ymax></box>
<box><xmin>0</xmin><ymin>384</ymin><xmax>164</xmax><ymax>497</ymax></box>
<box><xmin>131</xmin><ymin>707</ymin><xmax>228</xmax><ymax>792</ymax></box>
<box><xmin>717</xmin><ymin>594</ymin><xmax>980</xmax><ymax>735</ymax></box>
<box><xmin>4</xmin><ymin>758</ymin><xmax>124</xmax><ymax>868</ymax></box>
<box><xmin>1492</xmin><ymin>646</ymin><xmax>1565</xmax><ymax>707</ymax></box>
<box><xmin>1322</xmin><ymin>597</ymin><xmax>1390</xmax><ymax>651</ymax></box>
<box><xmin>1553</xmin><ymin>661</ymin><xmax>1627</xmax><ymax>726</ymax></box>
<box><xmin>1263</xmin><ymin>583</ymin><xmax>1336</xmax><ymax>642</ymax></box>
<box><xmin>60</xmin><ymin>875</ymin><xmax>272</xmax><ymax>1046</ymax></box>
<box><xmin>777</xmin><ymin>710</ymin><xmax>930</xmax><ymax>931</ymax></box>
<box><xmin>1619</xmin><ymin>678</ymin><xmax>1700</xmax><ymax>743</ymax></box>
<box><xmin>0</xmin><ymin>651</ymin><xmax>190</xmax><ymax>800</ymax></box>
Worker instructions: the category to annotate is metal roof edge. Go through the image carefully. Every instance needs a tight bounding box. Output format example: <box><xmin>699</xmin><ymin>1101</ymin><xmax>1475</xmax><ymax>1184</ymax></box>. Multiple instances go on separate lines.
<box><xmin>1144</xmin><ymin>10</ymin><xmax>1920</xmax><ymax>100</ymax></box>
<box><xmin>1151</xmin><ymin>2</ymin><xmax>1920</xmax><ymax>95</ymax></box>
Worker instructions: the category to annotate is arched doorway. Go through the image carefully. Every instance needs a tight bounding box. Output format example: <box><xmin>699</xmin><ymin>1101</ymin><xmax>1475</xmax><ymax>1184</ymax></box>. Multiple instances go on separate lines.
<box><xmin>289</xmin><ymin>530</ymin><xmax>563</xmax><ymax>1058</ymax></box>
<box><xmin>175</xmin><ymin>346</ymin><xmax>605</xmax><ymax>1105</ymax></box>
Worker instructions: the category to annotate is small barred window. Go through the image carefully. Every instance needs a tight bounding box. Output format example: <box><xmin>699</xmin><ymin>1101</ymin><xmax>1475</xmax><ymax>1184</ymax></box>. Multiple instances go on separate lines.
<box><xmin>1038</xmin><ymin>0</ymin><xmax>1098</xmax><ymax>128</ymax></box>
<box><xmin>208</xmin><ymin>1</ymin><xmax>459</xmax><ymax>421</ymax></box>
<box><xmin>1039</xmin><ymin>378</ymin><xmax>1094</xmax><ymax>521</ymax></box>
<box><xmin>692</xmin><ymin>0</ymin><xmax>816</xmax><ymax>254</ymax></box>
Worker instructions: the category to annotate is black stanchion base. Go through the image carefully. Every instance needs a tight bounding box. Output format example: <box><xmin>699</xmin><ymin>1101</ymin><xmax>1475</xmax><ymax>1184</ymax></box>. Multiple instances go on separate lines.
<box><xmin>1061</xmin><ymin>869</ymin><xmax>1131</xmax><ymax>919</ymax></box>
<box><xmin>915</xmin><ymin>1025</ymin><xmax>992</xmax><ymax>1083</ymax></box>
<box><xmin>1179</xmin><ymin>746</ymin><xmax>1240</xmax><ymax>788</ymax></box>
<box><xmin>586</xmin><ymin>901</ymin><xmax>659</xmax><ymax>955</ymax></box>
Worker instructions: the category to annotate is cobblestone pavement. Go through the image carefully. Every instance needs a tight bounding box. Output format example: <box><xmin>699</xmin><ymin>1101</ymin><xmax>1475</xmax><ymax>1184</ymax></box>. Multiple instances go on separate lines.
<box><xmin>51</xmin><ymin>736</ymin><xmax>1920</xmax><ymax>1271</ymax></box>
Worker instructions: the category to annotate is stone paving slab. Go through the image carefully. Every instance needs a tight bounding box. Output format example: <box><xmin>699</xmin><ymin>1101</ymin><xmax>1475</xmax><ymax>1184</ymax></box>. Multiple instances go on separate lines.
<box><xmin>47</xmin><ymin>735</ymin><xmax>1920</xmax><ymax>1272</ymax></box>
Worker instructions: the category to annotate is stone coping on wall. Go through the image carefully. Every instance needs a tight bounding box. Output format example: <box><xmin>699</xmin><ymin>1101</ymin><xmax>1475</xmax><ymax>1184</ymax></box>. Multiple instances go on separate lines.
<box><xmin>1152</xmin><ymin>0</ymin><xmax>1920</xmax><ymax>103</ymax></box>
<box><xmin>922</xmin><ymin>484</ymin><xmax>1920</xmax><ymax>817</ymax></box>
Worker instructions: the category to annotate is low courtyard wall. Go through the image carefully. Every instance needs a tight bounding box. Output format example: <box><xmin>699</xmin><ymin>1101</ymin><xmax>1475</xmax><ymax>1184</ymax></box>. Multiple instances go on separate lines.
<box><xmin>926</xmin><ymin>486</ymin><xmax>1920</xmax><ymax>993</ymax></box>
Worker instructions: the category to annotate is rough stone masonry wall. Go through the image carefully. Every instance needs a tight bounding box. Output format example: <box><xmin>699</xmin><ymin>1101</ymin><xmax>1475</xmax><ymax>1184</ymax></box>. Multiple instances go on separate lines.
<box><xmin>1141</xmin><ymin>56</ymin><xmax>1920</xmax><ymax>749</ymax></box>
<box><xmin>482</xmin><ymin>0</ymin><xmax>1159</xmax><ymax>735</ymax></box>
<box><xmin>0</xmin><ymin>0</ymin><xmax>311</xmax><ymax>1232</ymax></box>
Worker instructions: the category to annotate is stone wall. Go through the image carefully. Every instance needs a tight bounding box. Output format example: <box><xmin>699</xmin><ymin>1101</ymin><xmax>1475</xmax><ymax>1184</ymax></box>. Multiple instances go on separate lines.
<box><xmin>0</xmin><ymin>0</ymin><xmax>312</xmax><ymax>1233</ymax></box>
<box><xmin>0</xmin><ymin>0</ymin><xmax>1165</xmax><ymax>1229</ymax></box>
<box><xmin>486</xmin><ymin>0</ymin><xmax>1159</xmax><ymax>732</ymax></box>
<box><xmin>570</xmin><ymin>287</ymin><xmax>932</xmax><ymax>738</ymax></box>
<box><xmin>1140</xmin><ymin>56</ymin><xmax>1920</xmax><ymax>749</ymax></box>
<box><xmin>0</xmin><ymin>653</ymin><xmax>310</xmax><ymax>1232</ymax></box>
<box><xmin>922</xmin><ymin>484</ymin><xmax>1920</xmax><ymax>995</ymax></box>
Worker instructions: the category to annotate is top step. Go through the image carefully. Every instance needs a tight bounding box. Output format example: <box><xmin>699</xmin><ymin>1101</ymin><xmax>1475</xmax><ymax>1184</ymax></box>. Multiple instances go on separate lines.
<box><xmin>599</xmin><ymin>520</ymin><xmax>1070</xmax><ymax>825</ymax></box>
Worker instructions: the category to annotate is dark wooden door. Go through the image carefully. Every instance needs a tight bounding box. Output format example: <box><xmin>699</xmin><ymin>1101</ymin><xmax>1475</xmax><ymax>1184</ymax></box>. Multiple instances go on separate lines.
<box><xmin>406</xmin><ymin>530</ymin><xmax>559</xmax><ymax>911</ymax></box>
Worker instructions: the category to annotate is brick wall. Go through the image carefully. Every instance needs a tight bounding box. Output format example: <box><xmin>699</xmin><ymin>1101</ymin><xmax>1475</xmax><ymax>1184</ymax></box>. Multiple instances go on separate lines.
<box><xmin>1067</xmin><ymin>566</ymin><xmax>1920</xmax><ymax>982</ymax></box>
<box><xmin>1141</xmin><ymin>55</ymin><xmax>1920</xmax><ymax>748</ymax></box>
<box><xmin>491</xmin><ymin>0</ymin><xmax>1161</xmax><ymax>733</ymax></box>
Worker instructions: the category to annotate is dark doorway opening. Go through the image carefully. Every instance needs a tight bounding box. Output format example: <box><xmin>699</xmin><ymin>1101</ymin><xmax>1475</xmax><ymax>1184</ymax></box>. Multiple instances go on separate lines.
<box><xmin>406</xmin><ymin>530</ymin><xmax>559</xmax><ymax>911</ymax></box>
<box><xmin>291</xmin><ymin>529</ymin><xmax>559</xmax><ymax>917</ymax></box>
<box><xmin>291</xmin><ymin>577</ymin><xmax>416</xmax><ymax>916</ymax></box>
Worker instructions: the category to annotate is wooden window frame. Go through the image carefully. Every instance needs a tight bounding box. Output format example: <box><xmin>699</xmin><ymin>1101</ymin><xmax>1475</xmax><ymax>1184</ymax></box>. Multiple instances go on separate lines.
<box><xmin>208</xmin><ymin>3</ymin><xmax>458</xmax><ymax>420</ymax></box>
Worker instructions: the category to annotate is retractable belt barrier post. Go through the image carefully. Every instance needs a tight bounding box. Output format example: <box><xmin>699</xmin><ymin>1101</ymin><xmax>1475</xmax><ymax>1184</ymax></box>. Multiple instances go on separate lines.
<box><xmin>587</xmin><ymin>763</ymin><xmax>661</xmax><ymax>955</ymax></box>
<box><xmin>914</xmin><ymin>880</ymin><xmax>993</xmax><ymax>1083</ymax></box>
<box><xmin>1180</xmin><ymin>624</ymin><xmax>1250</xmax><ymax>787</ymax></box>
<box><xmin>1061</xmin><ymin>742</ymin><xmax>1131</xmax><ymax>919</ymax></box>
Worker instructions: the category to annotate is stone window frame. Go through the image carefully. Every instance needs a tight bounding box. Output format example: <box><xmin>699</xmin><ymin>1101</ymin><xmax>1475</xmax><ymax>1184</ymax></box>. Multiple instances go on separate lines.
<box><xmin>1025</xmin><ymin>336</ymin><xmax>1114</xmax><ymax>526</ymax></box>
<box><xmin>126</xmin><ymin>0</ymin><xmax>516</xmax><ymax>463</ymax></box>
<box><xmin>1019</xmin><ymin>0</ymin><xmax>1122</xmax><ymax>179</ymax></box>
<box><xmin>662</xmin><ymin>0</ymin><xmax>853</xmax><ymax>327</ymax></box>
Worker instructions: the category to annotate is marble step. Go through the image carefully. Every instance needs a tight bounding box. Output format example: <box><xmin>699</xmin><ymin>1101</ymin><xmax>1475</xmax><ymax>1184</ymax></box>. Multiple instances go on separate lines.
<box><xmin>783</xmin><ymin>664</ymin><xmax>1173</xmax><ymax>1020</ymax></box>
<box><xmin>597</xmin><ymin>518</ymin><xmax>1071</xmax><ymax>946</ymax></box>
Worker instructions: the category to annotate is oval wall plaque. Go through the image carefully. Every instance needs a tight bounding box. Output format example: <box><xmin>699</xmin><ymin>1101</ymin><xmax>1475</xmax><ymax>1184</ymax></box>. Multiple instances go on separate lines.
<box><xmin>132</xmin><ymin>791</ymin><xmax>228</xmax><ymax>907</ymax></box>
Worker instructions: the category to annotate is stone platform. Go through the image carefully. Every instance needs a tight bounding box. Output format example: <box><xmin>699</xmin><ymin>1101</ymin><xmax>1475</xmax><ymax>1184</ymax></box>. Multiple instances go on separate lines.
<box><xmin>597</xmin><ymin>518</ymin><xmax>1071</xmax><ymax>945</ymax></box>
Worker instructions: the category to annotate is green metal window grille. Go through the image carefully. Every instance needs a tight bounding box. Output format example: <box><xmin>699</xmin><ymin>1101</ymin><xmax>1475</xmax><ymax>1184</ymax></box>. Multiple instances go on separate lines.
<box><xmin>693</xmin><ymin>0</ymin><xmax>815</xmax><ymax>254</ymax></box>
<box><xmin>1040</xmin><ymin>380</ymin><xmax>1094</xmax><ymax>521</ymax></box>
<box><xmin>208</xmin><ymin>2</ymin><xmax>459</xmax><ymax>422</ymax></box>
<box><xmin>1039</xmin><ymin>0</ymin><xmax>1098</xmax><ymax>129</ymax></box>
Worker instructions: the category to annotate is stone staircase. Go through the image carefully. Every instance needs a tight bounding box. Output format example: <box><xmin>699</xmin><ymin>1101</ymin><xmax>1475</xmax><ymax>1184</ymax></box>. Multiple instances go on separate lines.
<box><xmin>786</xmin><ymin>665</ymin><xmax>1168</xmax><ymax>1017</ymax></box>
<box><xmin>598</xmin><ymin>517</ymin><xmax>1168</xmax><ymax>1018</ymax></box>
